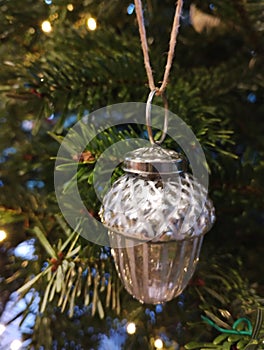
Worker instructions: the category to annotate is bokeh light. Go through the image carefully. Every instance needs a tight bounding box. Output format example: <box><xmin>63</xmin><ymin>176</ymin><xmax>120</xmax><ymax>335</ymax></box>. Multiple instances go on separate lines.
<box><xmin>10</xmin><ymin>339</ymin><xmax>22</xmax><ymax>350</ymax></box>
<box><xmin>127</xmin><ymin>4</ymin><xmax>135</xmax><ymax>15</ymax></box>
<box><xmin>21</xmin><ymin>120</ymin><xmax>34</xmax><ymax>132</ymax></box>
<box><xmin>126</xmin><ymin>322</ymin><xmax>136</xmax><ymax>335</ymax></box>
<box><xmin>0</xmin><ymin>230</ymin><xmax>7</xmax><ymax>242</ymax></box>
<box><xmin>247</xmin><ymin>92</ymin><xmax>257</xmax><ymax>103</ymax></box>
<box><xmin>155</xmin><ymin>304</ymin><xmax>163</xmax><ymax>313</ymax></box>
<box><xmin>28</xmin><ymin>27</ymin><xmax>35</xmax><ymax>34</ymax></box>
<box><xmin>26</xmin><ymin>180</ymin><xmax>45</xmax><ymax>190</ymax></box>
<box><xmin>41</xmin><ymin>20</ymin><xmax>52</xmax><ymax>33</ymax></box>
<box><xmin>14</xmin><ymin>239</ymin><xmax>36</xmax><ymax>260</ymax></box>
<box><xmin>154</xmin><ymin>338</ymin><xmax>163</xmax><ymax>349</ymax></box>
<box><xmin>86</xmin><ymin>17</ymin><xmax>97</xmax><ymax>31</ymax></box>
<box><xmin>67</xmin><ymin>4</ymin><xmax>74</xmax><ymax>11</ymax></box>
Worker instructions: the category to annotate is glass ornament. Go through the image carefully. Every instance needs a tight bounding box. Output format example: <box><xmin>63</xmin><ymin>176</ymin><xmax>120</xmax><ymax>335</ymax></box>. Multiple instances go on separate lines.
<box><xmin>100</xmin><ymin>90</ymin><xmax>215</xmax><ymax>304</ymax></box>
<box><xmin>100</xmin><ymin>145</ymin><xmax>215</xmax><ymax>304</ymax></box>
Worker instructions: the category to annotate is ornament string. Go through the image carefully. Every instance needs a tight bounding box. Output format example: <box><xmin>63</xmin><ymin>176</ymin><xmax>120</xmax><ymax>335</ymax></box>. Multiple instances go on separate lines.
<box><xmin>134</xmin><ymin>0</ymin><xmax>183</xmax><ymax>95</ymax></box>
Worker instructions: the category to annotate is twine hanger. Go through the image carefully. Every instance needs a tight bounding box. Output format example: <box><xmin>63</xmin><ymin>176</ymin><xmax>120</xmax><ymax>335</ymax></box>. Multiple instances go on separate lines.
<box><xmin>134</xmin><ymin>0</ymin><xmax>184</xmax><ymax>96</ymax></box>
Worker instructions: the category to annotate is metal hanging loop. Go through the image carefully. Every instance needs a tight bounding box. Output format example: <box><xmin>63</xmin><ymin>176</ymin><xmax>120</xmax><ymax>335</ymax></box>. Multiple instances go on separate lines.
<box><xmin>146</xmin><ymin>89</ymin><xmax>168</xmax><ymax>145</ymax></box>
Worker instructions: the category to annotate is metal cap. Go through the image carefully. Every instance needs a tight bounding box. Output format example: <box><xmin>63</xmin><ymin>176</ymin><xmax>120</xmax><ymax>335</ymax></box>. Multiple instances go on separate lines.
<box><xmin>122</xmin><ymin>146</ymin><xmax>187</xmax><ymax>176</ymax></box>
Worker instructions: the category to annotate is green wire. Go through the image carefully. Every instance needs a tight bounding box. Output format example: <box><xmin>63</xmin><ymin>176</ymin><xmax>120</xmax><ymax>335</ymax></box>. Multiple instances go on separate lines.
<box><xmin>201</xmin><ymin>316</ymin><xmax>252</xmax><ymax>336</ymax></box>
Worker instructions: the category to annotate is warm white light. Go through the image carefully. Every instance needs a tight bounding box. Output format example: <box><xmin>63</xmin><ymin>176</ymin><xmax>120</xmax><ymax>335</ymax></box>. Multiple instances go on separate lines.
<box><xmin>28</xmin><ymin>27</ymin><xmax>35</xmax><ymax>34</ymax></box>
<box><xmin>0</xmin><ymin>323</ymin><xmax>6</xmax><ymax>335</ymax></box>
<box><xmin>41</xmin><ymin>20</ymin><xmax>52</xmax><ymax>33</ymax></box>
<box><xmin>10</xmin><ymin>339</ymin><xmax>22</xmax><ymax>350</ymax></box>
<box><xmin>126</xmin><ymin>322</ymin><xmax>136</xmax><ymax>335</ymax></box>
<box><xmin>0</xmin><ymin>230</ymin><xmax>7</xmax><ymax>242</ymax></box>
<box><xmin>154</xmin><ymin>338</ymin><xmax>163</xmax><ymax>349</ymax></box>
<box><xmin>67</xmin><ymin>4</ymin><xmax>74</xmax><ymax>11</ymax></box>
<box><xmin>87</xmin><ymin>17</ymin><xmax>97</xmax><ymax>31</ymax></box>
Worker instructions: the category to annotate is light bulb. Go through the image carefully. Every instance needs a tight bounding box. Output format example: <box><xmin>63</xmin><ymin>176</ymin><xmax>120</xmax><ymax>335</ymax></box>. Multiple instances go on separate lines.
<box><xmin>67</xmin><ymin>4</ymin><xmax>74</xmax><ymax>11</ymax></box>
<box><xmin>154</xmin><ymin>338</ymin><xmax>163</xmax><ymax>349</ymax></box>
<box><xmin>10</xmin><ymin>339</ymin><xmax>22</xmax><ymax>350</ymax></box>
<box><xmin>0</xmin><ymin>230</ymin><xmax>7</xmax><ymax>242</ymax></box>
<box><xmin>0</xmin><ymin>323</ymin><xmax>6</xmax><ymax>335</ymax></box>
<box><xmin>126</xmin><ymin>322</ymin><xmax>136</xmax><ymax>335</ymax></box>
<box><xmin>87</xmin><ymin>17</ymin><xmax>97</xmax><ymax>31</ymax></box>
<box><xmin>41</xmin><ymin>20</ymin><xmax>52</xmax><ymax>33</ymax></box>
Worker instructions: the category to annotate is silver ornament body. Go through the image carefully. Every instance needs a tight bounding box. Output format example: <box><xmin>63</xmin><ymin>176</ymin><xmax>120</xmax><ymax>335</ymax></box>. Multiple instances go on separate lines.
<box><xmin>100</xmin><ymin>146</ymin><xmax>215</xmax><ymax>304</ymax></box>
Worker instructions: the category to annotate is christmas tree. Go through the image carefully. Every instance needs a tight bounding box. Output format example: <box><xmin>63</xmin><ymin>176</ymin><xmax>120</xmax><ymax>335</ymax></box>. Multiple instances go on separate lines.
<box><xmin>0</xmin><ymin>0</ymin><xmax>263</xmax><ymax>349</ymax></box>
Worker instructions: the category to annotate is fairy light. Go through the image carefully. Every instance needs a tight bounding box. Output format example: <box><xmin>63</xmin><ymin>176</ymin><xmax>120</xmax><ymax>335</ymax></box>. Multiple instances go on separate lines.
<box><xmin>126</xmin><ymin>322</ymin><xmax>136</xmax><ymax>335</ymax></box>
<box><xmin>41</xmin><ymin>20</ymin><xmax>52</xmax><ymax>33</ymax></box>
<box><xmin>154</xmin><ymin>338</ymin><xmax>163</xmax><ymax>349</ymax></box>
<box><xmin>0</xmin><ymin>230</ymin><xmax>7</xmax><ymax>242</ymax></box>
<box><xmin>0</xmin><ymin>323</ymin><xmax>6</xmax><ymax>335</ymax></box>
<box><xmin>28</xmin><ymin>27</ymin><xmax>35</xmax><ymax>34</ymax></box>
<box><xmin>10</xmin><ymin>339</ymin><xmax>22</xmax><ymax>350</ymax></box>
<box><xmin>67</xmin><ymin>4</ymin><xmax>74</xmax><ymax>11</ymax></box>
<box><xmin>86</xmin><ymin>17</ymin><xmax>97</xmax><ymax>31</ymax></box>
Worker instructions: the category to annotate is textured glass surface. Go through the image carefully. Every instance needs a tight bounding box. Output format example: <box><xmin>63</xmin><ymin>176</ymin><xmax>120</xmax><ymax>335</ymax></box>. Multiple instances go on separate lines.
<box><xmin>100</xmin><ymin>154</ymin><xmax>215</xmax><ymax>303</ymax></box>
<box><xmin>110</xmin><ymin>233</ymin><xmax>203</xmax><ymax>304</ymax></box>
<box><xmin>101</xmin><ymin>173</ymin><xmax>215</xmax><ymax>242</ymax></box>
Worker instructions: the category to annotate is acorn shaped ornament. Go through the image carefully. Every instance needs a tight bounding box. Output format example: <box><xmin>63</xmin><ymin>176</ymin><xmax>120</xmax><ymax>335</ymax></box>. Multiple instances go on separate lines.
<box><xmin>100</xmin><ymin>145</ymin><xmax>215</xmax><ymax>304</ymax></box>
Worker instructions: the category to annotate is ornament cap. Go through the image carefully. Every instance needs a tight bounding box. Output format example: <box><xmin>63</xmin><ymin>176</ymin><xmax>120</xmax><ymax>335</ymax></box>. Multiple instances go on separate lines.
<box><xmin>123</xmin><ymin>146</ymin><xmax>187</xmax><ymax>176</ymax></box>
